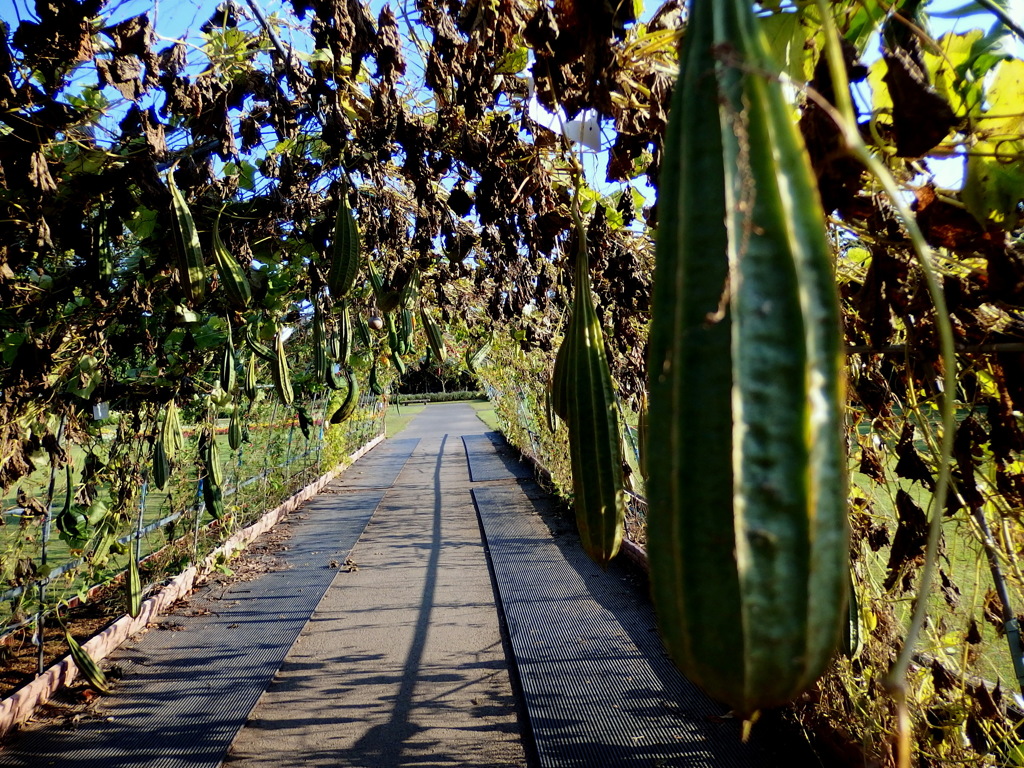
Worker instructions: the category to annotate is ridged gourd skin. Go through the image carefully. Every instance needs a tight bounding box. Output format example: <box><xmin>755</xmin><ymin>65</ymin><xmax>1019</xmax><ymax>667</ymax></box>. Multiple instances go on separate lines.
<box><xmin>212</xmin><ymin>212</ymin><xmax>252</xmax><ymax>308</ymax></box>
<box><xmin>65</xmin><ymin>628</ymin><xmax>110</xmax><ymax>693</ymax></box>
<box><xmin>271</xmin><ymin>329</ymin><xmax>294</xmax><ymax>406</ymax></box>
<box><xmin>313</xmin><ymin>311</ymin><xmax>328</xmax><ymax>383</ymax></box>
<box><xmin>328</xmin><ymin>195</ymin><xmax>360</xmax><ymax>298</ymax></box>
<box><xmin>325</xmin><ymin>361</ymin><xmax>345</xmax><ymax>390</ymax></box>
<box><xmin>386</xmin><ymin>313</ymin><xmax>400</xmax><ymax>355</ymax></box>
<box><xmin>220</xmin><ymin>336</ymin><xmax>236</xmax><ymax>394</ymax></box>
<box><xmin>646</xmin><ymin>0</ymin><xmax>848</xmax><ymax>716</ymax></box>
<box><xmin>421</xmin><ymin>308</ymin><xmax>447</xmax><ymax>363</ymax></box>
<box><xmin>153</xmin><ymin>441</ymin><xmax>169</xmax><ymax>489</ymax></box>
<box><xmin>355</xmin><ymin>315</ymin><xmax>373</xmax><ymax>349</ymax></box>
<box><xmin>391</xmin><ymin>350</ymin><xmax>406</xmax><ymax>376</ymax></box>
<box><xmin>337</xmin><ymin>302</ymin><xmax>353</xmax><ymax>366</ymax></box>
<box><xmin>550</xmin><ymin>317</ymin><xmax>574</xmax><ymax>422</ymax></box>
<box><xmin>331</xmin><ymin>368</ymin><xmax>359</xmax><ymax>423</ymax></box>
<box><xmin>245</xmin><ymin>352</ymin><xmax>258</xmax><ymax>400</ymax></box>
<box><xmin>162</xmin><ymin>400</ymin><xmax>184</xmax><ymax>458</ymax></box>
<box><xmin>167</xmin><ymin>169</ymin><xmax>206</xmax><ymax>306</ymax></box>
<box><xmin>369</xmin><ymin>363</ymin><xmax>384</xmax><ymax>396</ymax></box>
<box><xmin>398</xmin><ymin>309</ymin><xmax>414</xmax><ymax>356</ymax></box>
<box><xmin>244</xmin><ymin>330</ymin><xmax>276</xmax><ymax>363</ymax></box>
<box><xmin>562</xmin><ymin>225</ymin><xmax>626</xmax><ymax>567</ymax></box>
<box><xmin>200</xmin><ymin>429</ymin><xmax>225</xmax><ymax>519</ymax></box>
<box><xmin>228</xmin><ymin>405</ymin><xmax>243</xmax><ymax>450</ymax></box>
<box><xmin>127</xmin><ymin>553</ymin><xmax>142</xmax><ymax>618</ymax></box>
<box><xmin>367</xmin><ymin>256</ymin><xmax>386</xmax><ymax>308</ymax></box>
<box><xmin>465</xmin><ymin>334</ymin><xmax>492</xmax><ymax>375</ymax></box>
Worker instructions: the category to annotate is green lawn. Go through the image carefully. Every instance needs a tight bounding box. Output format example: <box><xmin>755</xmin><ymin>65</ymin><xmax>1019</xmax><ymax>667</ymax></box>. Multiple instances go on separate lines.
<box><xmin>382</xmin><ymin>399</ymin><xmax>493</xmax><ymax>434</ymax></box>
<box><xmin>384</xmin><ymin>403</ymin><xmax>425</xmax><ymax>436</ymax></box>
<box><xmin>469</xmin><ymin>400</ymin><xmax>500</xmax><ymax>432</ymax></box>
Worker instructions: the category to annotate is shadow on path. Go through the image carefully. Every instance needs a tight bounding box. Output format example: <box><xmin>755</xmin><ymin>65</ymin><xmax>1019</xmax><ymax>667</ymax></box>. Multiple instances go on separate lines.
<box><xmin>348</xmin><ymin>435</ymin><xmax>448</xmax><ymax>765</ymax></box>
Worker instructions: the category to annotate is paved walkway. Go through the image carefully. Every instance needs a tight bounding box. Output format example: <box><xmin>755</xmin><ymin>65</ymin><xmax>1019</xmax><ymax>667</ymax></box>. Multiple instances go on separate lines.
<box><xmin>0</xmin><ymin>403</ymin><xmax>804</xmax><ymax>768</ymax></box>
<box><xmin>224</xmin><ymin>406</ymin><xmax>524</xmax><ymax>768</ymax></box>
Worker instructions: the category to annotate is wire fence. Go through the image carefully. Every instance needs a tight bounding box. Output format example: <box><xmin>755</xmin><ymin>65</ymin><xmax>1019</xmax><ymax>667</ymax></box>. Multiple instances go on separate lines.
<box><xmin>0</xmin><ymin>389</ymin><xmax>384</xmax><ymax>672</ymax></box>
<box><xmin>483</xmin><ymin>381</ymin><xmax>650</xmax><ymax>546</ymax></box>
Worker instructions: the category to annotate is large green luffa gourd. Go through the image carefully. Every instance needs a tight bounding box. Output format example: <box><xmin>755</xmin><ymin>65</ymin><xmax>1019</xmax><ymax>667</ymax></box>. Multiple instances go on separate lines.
<box><xmin>647</xmin><ymin>0</ymin><xmax>848</xmax><ymax>715</ymax></box>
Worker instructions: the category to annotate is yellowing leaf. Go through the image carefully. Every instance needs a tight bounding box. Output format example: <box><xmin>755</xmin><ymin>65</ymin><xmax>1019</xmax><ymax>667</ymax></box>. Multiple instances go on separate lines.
<box><xmin>923</xmin><ymin>30</ymin><xmax>986</xmax><ymax>117</ymax></box>
<box><xmin>496</xmin><ymin>46</ymin><xmax>528</xmax><ymax>74</ymax></box>
<box><xmin>867</xmin><ymin>57</ymin><xmax>893</xmax><ymax>115</ymax></box>
<box><xmin>963</xmin><ymin>60</ymin><xmax>1024</xmax><ymax>227</ymax></box>
<box><xmin>980</xmin><ymin>59</ymin><xmax>1024</xmax><ymax>141</ymax></box>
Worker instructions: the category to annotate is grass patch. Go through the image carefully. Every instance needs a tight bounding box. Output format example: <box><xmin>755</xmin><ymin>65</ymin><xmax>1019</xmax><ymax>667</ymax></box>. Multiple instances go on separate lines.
<box><xmin>384</xmin><ymin>403</ymin><xmax>425</xmax><ymax>436</ymax></box>
<box><xmin>469</xmin><ymin>400</ymin><xmax>500</xmax><ymax>432</ymax></box>
<box><xmin>0</xmin><ymin>397</ymin><xmax>384</xmax><ymax>636</ymax></box>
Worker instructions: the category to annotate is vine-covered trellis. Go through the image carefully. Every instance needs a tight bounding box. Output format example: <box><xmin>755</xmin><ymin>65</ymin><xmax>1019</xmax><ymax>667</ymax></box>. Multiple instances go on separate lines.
<box><xmin>3</xmin><ymin>0</ymin><xmax>1024</xmax><ymax>763</ymax></box>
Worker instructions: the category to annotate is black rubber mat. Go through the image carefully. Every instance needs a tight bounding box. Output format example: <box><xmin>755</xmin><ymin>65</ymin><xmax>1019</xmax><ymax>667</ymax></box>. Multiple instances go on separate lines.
<box><xmin>0</xmin><ymin>477</ymin><xmax>397</xmax><ymax>767</ymax></box>
<box><xmin>330</xmin><ymin>437</ymin><xmax>419</xmax><ymax>489</ymax></box>
<box><xmin>462</xmin><ymin>433</ymin><xmax>533</xmax><ymax>482</ymax></box>
<box><xmin>473</xmin><ymin>483</ymin><xmax>765</xmax><ymax>768</ymax></box>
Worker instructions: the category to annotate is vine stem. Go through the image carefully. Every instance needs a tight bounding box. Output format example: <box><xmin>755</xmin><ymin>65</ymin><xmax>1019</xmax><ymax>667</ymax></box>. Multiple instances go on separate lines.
<box><xmin>974</xmin><ymin>0</ymin><xmax>1024</xmax><ymax>40</ymax></box>
<box><xmin>814</xmin><ymin>1</ymin><xmax>957</xmax><ymax>761</ymax></box>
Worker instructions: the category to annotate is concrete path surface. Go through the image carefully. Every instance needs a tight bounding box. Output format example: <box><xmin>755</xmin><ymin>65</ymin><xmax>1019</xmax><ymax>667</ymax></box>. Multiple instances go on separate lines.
<box><xmin>223</xmin><ymin>404</ymin><xmax>525</xmax><ymax>768</ymax></box>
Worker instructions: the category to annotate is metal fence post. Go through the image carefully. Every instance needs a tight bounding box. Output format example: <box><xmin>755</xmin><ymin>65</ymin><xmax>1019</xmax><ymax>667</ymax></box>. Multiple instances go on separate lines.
<box><xmin>35</xmin><ymin>414</ymin><xmax>66</xmax><ymax>675</ymax></box>
<box><xmin>135</xmin><ymin>480</ymin><xmax>147</xmax><ymax>562</ymax></box>
<box><xmin>262</xmin><ymin>401</ymin><xmax>280</xmax><ymax>512</ymax></box>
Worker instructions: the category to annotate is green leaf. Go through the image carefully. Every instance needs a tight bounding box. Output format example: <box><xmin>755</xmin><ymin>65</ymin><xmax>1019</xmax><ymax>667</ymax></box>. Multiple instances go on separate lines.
<box><xmin>174</xmin><ymin>305</ymin><xmax>201</xmax><ymax>324</ymax></box>
<box><xmin>758</xmin><ymin>12</ymin><xmax>809</xmax><ymax>84</ymax></box>
<box><xmin>86</xmin><ymin>499</ymin><xmax>109</xmax><ymax>526</ymax></box>
<box><xmin>308</xmin><ymin>48</ymin><xmax>334</xmax><ymax>65</ymax></box>
<box><xmin>964</xmin><ymin>142</ymin><xmax>1024</xmax><ymax>228</ymax></box>
<box><xmin>922</xmin><ymin>30</ymin><xmax>987</xmax><ymax>117</ymax></box>
<box><xmin>2</xmin><ymin>331</ymin><xmax>26</xmax><ymax>364</ymax></box>
<box><xmin>866</xmin><ymin>56</ymin><xmax>893</xmax><ymax>114</ymax></box>
<box><xmin>63</xmin><ymin>147</ymin><xmax>110</xmax><ymax>176</ymax></box>
<box><xmin>629</xmin><ymin>186</ymin><xmax>646</xmax><ymax>214</ymax></box>
<box><xmin>125</xmin><ymin>207</ymin><xmax>158</xmax><ymax>240</ymax></box>
<box><xmin>496</xmin><ymin>46</ymin><xmax>528</xmax><ymax>74</ymax></box>
<box><xmin>238</xmin><ymin>161</ymin><xmax>257</xmax><ymax>191</ymax></box>
<box><xmin>193</xmin><ymin>317</ymin><xmax>226</xmax><ymax>349</ymax></box>
<box><xmin>841</xmin><ymin>0</ymin><xmax>888</xmax><ymax>52</ymax></box>
<box><xmin>976</xmin><ymin>58</ymin><xmax>1024</xmax><ymax>139</ymax></box>
<box><xmin>603</xmin><ymin>203</ymin><xmax>624</xmax><ymax>230</ymax></box>
<box><xmin>844</xmin><ymin>247</ymin><xmax>871</xmax><ymax>266</ymax></box>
